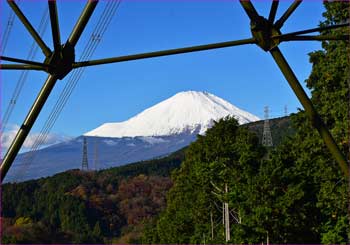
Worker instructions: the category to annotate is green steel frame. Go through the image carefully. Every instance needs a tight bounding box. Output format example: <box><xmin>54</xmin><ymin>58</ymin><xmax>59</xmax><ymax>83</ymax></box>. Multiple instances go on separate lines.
<box><xmin>1</xmin><ymin>0</ymin><xmax>98</xmax><ymax>181</ymax></box>
<box><xmin>0</xmin><ymin>0</ymin><xmax>349</xmax><ymax>182</ymax></box>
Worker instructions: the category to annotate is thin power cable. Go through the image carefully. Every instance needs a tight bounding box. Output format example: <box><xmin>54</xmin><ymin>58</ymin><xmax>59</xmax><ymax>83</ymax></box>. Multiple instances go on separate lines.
<box><xmin>1</xmin><ymin>7</ymin><xmax>49</xmax><ymax>132</ymax></box>
<box><xmin>30</xmin><ymin>0</ymin><xmax>120</xmax><ymax>152</ymax></box>
<box><xmin>0</xmin><ymin>0</ymin><xmax>21</xmax><ymax>55</ymax></box>
<box><xmin>14</xmin><ymin>0</ymin><xmax>121</xmax><ymax>181</ymax></box>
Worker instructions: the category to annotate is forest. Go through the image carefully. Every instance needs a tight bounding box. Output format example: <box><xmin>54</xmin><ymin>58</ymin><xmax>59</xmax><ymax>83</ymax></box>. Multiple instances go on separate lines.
<box><xmin>142</xmin><ymin>2</ymin><xmax>349</xmax><ymax>243</ymax></box>
<box><xmin>0</xmin><ymin>116</ymin><xmax>290</xmax><ymax>243</ymax></box>
<box><xmin>1</xmin><ymin>1</ymin><xmax>349</xmax><ymax>244</ymax></box>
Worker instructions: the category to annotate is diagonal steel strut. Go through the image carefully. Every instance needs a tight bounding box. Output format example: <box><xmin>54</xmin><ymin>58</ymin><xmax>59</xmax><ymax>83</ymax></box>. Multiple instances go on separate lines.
<box><xmin>270</xmin><ymin>47</ymin><xmax>349</xmax><ymax>177</ymax></box>
<box><xmin>48</xmin><ymin>0</ymin><xmax>61</xmax><ymax>52</ymax></box>
<box><xmin>239</xmin><ymin>0</ymin><xmax>349</xmax><ymax>177</ymax></box>
<box><xmin>0</xmin><ymin>55</ymin><xmax>51</xmax><ymax>68</ymax></box>
<box><xmin>275</xmin><ymin>0</ymin><xmax>302</xmax><ymax>29</ymax></box>
<box><xmin>7</xmin><ymin>0</ymin><xmax>52</xmax><ymax>57</ymax></box>
<box><xmin>67</xmin><ymin>0</ymin><xmax>98</xmax><ymax>47</ymax></box>
<box><xmin>268</xmin><ymin>0</ymin><xmax>279</xmax><ymax>24</ymax></box>
<box><xmin>0</xmin><ymin>75</ymin><xmax>58</xmax><ymax>181</ymax></box>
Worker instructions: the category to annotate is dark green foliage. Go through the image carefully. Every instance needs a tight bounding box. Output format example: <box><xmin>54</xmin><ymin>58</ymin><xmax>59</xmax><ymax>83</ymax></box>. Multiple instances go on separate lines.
<box><xmin>99</xmin><ymin>147</ymin><xmax>184</xmax><ymax>178</ymax></box>
<box><xmin>143</xmin><ymin>116</ymin><xmax>265</xmax><ymax>243</ymax></box>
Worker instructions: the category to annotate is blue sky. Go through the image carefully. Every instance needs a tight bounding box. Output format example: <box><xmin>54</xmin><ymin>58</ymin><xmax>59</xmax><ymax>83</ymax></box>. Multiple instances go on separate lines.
<box><xmin>1</xmin><ymin>0</ymin><xmax>325</xmax><ymax>146</ymax></box>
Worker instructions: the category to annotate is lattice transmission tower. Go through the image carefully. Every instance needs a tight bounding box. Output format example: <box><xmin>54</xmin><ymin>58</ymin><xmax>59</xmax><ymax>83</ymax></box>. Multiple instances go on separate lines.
<box><xmin>262</xmin><ymin>106</ymin><xmax>273</xmax><ymax>147</ymax></box>
<box><xmin>284</xmin><ymin>105</ymin><xmax>288</xmax><ymax>116</ymax></box>
<box><xmin>82</xmin><ymin>137</ymin><xmax>89</xmax><ymax>171</ymax></box>
<box><xmin>93</xmin><ymin>139</ymin><xmax>99</xmax><ymax>171</ymax></box>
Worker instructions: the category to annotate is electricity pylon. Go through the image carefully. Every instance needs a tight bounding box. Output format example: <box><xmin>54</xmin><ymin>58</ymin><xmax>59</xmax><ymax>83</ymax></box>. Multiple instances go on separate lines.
<box><xmin>262</xmin><ymin>106</ymin><xmax>273</xmax><ymax>147</ymax></box>
<box><xmin>81</xmin><ymin>137</ymin><xmax>89</xmax><ymax>171</ymax></box>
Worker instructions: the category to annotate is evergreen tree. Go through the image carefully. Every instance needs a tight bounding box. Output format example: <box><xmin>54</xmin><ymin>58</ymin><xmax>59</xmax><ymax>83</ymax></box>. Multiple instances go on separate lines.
<box><xmin>146</xmin><ymin>116</ymin><xmax>264</xmax><ymax>243</ymax></box>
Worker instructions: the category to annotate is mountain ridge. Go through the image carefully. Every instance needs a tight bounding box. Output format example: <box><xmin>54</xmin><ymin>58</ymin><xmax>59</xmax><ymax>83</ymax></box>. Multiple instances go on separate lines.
<box><xmin>85</xmin><ymin>91</ymin><xmax>259</xmax><ymax>137</ymax></box>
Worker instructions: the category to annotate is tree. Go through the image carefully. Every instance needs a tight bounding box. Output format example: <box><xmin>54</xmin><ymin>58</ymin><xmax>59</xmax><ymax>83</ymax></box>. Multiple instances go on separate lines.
<box><xmin>145</xmin><ymin>116</ymin><xmax>265</xmax><ymax>243</ymax></box>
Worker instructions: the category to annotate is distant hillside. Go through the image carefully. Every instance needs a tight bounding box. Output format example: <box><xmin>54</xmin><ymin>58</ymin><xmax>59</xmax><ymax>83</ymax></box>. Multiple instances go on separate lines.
<box><xmin>245</xmin><ymin>116</ymin><xmax>294</xmax><ymax>146</ymax></box>
<box><xmin>94</xmin><ymin>116</ymin><xmax>293</xmax><ymax>180</ymax></box>
<box><xmin>97</xmin><ymin>147</ymin><xmax>185</xmax><ymax>178</ymax></box>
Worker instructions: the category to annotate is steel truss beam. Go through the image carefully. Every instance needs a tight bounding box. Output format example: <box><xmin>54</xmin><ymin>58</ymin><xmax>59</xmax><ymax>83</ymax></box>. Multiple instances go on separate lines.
<box><xmin>275</xmin><ymin>0</ymin><xmax>302</xmax><ymax>29</ymax></box>
<box><xmin>268</xmin><ymin>0</ymin><xmax>279</xmax><ymax>23</ymax></box>
<box><xmin>0</xmin><ymin>64</ymin><xmax>46</xmax><ymax>70</ymax></box>
<box><xmin>48</xmin><ymin>0</ymin><xmax>61</xmax><ymax>52</ymax></box>
<box><xmin>274</xmin><ymin>23</ymin><xmax>350</xmax><ymax>39</ymax></box>
<box><xmin>270</xmin><ymin>47</ymin><xmax>349</xmax><ymax>176</ymax></box>
<box><xmin>67</xmin><ymin>0</ymin><xmax>98</xmax><ymax>47</ymax></box>
<box><xmin>0</xmin><ymin>75</ymin><xmax>58</xmax><ymax>181</ymax></box>
<box><xmin>72</xmin><ymin>38</ymin><xmax>256</xmax><ymax>68</ymax></box>
<box><xmin>0</xmin><ymin>55</ymin><xmax>51</xmax><ymax>68</ymax></box>
<box><xmin>280</xmin><ymin>34</ymin><xmax>349</xmax><ymax>42</ymax></box>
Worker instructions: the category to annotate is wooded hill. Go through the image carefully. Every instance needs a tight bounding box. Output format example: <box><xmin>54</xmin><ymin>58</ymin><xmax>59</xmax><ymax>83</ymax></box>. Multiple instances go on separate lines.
<box><xmin>1</xmin><ymin>116</ymin><xmax>291</xmax><ymax>244</ymax></box>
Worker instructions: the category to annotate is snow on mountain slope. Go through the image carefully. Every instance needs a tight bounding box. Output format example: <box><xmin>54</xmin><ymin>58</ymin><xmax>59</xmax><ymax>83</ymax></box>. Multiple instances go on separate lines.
<box><xmin>84</xmin><ymin>91</ymin><xmax>260</xmax><ymax>137</ymax></box>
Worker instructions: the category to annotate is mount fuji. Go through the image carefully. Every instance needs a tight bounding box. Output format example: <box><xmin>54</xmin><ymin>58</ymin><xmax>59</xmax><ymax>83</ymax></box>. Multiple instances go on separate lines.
<box><xmin>5</xmin><ymin>91</ymin><xmax>259</xmax><ymax>182</ymax></box>
<box><xmin>85</xmin><ymin>91</ymin><xmax>259</xmax><ymax>137</ymax></box>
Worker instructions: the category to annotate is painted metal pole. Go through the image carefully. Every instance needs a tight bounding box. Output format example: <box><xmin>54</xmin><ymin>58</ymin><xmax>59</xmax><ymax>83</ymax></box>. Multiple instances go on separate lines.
<box><xmin>7</xmin><ymin>0</ymin><xmax>51</xmax><ymax>57</ymax></box>
<box><xmin>274</xmin><ymin>0</ymin><xmax>302</xmax><ymax>29</ymax></box>
<box><xmin>1</xmin><ymin>75</ymin><xmax>58</xmax><ymax>182</ymax></box>
<box><xmin>280</xmin><ymin>35</ymin><xmax>349</xmax><ymax>42</ymax></box>
<box><xmin>270</xmin><ymin>47</ymin><xmax>349</xmax><ymax>177</ymax></box>
<box><xmin>67</xmin><ymin>0</ymin><xmax>98</xmax><ymax>47</ymax></box>
<box><xmin>239</xmin><ymin>0</ymin><xmax>259</xmax><ymax>20</ymax></box>
<box><xmin>0</xmin><ymin>64</ymin><xmax>47</xmax><ymax>70</ymax></box>
<box><xmin>268</xmin><ymin>0</ymin><xmax>279</xmax><ymax>24</ymax></box>
<box><xmin>273</xmin><ymin>23</ymin><xmax>349</xmax><ymax>39</ymax></box>
<box><xmin>0</xmin><ymin>55</ymin><xmax>51</xmax><ymax>68</ymax></box>
<box><xmin>73</xmin><ymin>38</ymin><xmax>256</xmax><ymax>68</ymax></box>
<box><xmin>48</xmin><ymin>0</ymin><xmax>61</xmax><ymax>52</ymax></box>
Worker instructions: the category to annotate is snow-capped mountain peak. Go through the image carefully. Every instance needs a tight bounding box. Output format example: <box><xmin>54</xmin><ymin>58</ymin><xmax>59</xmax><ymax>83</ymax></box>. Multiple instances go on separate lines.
<box><xmin>84</xmin><ymin>91</ymin><xmax>260</xmax><ymax>138</ymax></box>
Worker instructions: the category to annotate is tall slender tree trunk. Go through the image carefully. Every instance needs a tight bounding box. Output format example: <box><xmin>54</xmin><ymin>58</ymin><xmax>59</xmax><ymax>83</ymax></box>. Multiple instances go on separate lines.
<box><xmin>225</xmin><ymin>183</ymin><xmax>230</xmax><ymax>242</ymax></box>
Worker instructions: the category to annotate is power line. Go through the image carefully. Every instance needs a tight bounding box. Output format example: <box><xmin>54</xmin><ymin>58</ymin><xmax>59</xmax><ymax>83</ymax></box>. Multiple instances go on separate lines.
<box><xmin>0</xmin><ymin>0</ymin><xmax>21</xmax><ymax>55</ymax></box>
<box><xmin>1</xmin><ymin>6</ymin><xmax>49</xmax><ymax>132</ymax></box>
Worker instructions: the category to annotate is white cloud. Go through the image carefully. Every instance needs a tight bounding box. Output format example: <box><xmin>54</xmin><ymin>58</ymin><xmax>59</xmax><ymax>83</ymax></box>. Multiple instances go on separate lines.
<box><xmin>103</xmin><ymin>139</ymin><xmax>118</xmax><ymax>146</ymax></box>
<box><xmin>1</xmin><ymin>124</ymin><xmax>71</xmax><ymax>152</ymax></box>
<box><xmin>140</xmin><ymin>136</ymin><xmax>169</xmax><ymax>145</ymax></box>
